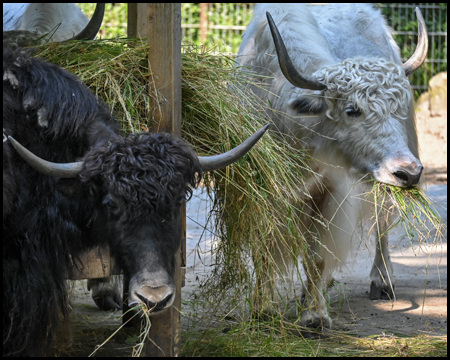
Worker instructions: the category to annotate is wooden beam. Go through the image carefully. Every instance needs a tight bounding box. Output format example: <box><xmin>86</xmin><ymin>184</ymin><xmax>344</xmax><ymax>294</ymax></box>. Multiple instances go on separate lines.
<box><xmin>126</xmin><ymin>4</ymin><xmax>184</xmax><ymax>356</ymax></box>
<box><xmin>200</xmin><ymin>3</ymin><xmax>209</xmax><ymax>43</ymax></box>
<box><xmin>69</xmin><ymin>246</ymin><xmax>112</xmax><ymax>280</ymax></box>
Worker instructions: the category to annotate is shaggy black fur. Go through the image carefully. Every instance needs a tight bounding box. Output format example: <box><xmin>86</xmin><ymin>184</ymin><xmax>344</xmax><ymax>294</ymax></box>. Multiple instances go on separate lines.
<box><xmin>79</xmin><ymin>132</ymin><xmax>201</xmax><ymax>223</ymax></box>
<box><xmin>3</xmin><ymin>43</ymin><xmax>201</xmax><ymax>356</ymax></box>
<box><xmin>3</xmin><ymin>129</ymin><xmax>16</xmax><ymax>219</ymax></box>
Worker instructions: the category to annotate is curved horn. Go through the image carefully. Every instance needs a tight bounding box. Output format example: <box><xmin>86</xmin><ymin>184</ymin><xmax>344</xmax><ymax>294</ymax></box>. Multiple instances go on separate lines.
<box><xmin>198</xmin><ymin>123</ymin><xmax>270</xmax><ymax>172</ymax></box>
<box><xmin>9</xmin><ymin>124</ymin><xmax>269</xmax><ymax>177</ymax></box>
<box><xmin>8</xmin><ymin>136</ymin><xmax>83</xmax><ymax>178</ymax></box>
<box><xmin>266</xmin><ymin>12</ymin><xmax>326</xmax><ymax>91</ymax></box>
<box><xmin>70</xmin><ymin>3</ymin><xmax>105</xmax><ymax>41</ymax></box>
<box><xmin>402</xmin><ymin>7</ymin><xmax>428</xmax><ymax>77</ymax></box>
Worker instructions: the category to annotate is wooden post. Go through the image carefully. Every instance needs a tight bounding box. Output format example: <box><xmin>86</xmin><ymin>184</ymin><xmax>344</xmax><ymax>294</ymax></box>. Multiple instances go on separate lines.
<box><xmin>147</xmin><ymin>5</ymin><xmax>182</xmax><ymax>135</ymax></box>
<box><xmin>200</xmin><ymin>3</ymin><xmax>208</xmax><ymax>44</ymax></box>
<box><xmin>128</xmin><ymin>3</ymin><xmax>183</xmax><ymax>357</ymax></box>
<box><xmin>127</xmin><ymin>5</ymin><xmax>181</xmax><ymax>134</ymax></box>
<box><xmin>127</xmin><ymin>4</ymin><xmax>147</xmax><ymax>38</ymax></box>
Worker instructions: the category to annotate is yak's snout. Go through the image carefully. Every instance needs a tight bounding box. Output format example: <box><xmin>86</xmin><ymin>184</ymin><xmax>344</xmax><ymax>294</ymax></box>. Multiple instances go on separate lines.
<box><xmin>373</xmin><ymin>154</ymin><xmax>423</xmax><ymax>187</ymax></box>
<box><xmin>128</xmin><ymin>271</ymin><xmax>176</xmax><ymax>312</ymax></box>
<box><xmin>130</xmin><ymin>285</ymin><xmax>175</xmax><ymax>311</ymax></box>
<box><xmin>392</xmin><ymin>163</ymin><xmax>423</xmax><ymax>187</ymax></box>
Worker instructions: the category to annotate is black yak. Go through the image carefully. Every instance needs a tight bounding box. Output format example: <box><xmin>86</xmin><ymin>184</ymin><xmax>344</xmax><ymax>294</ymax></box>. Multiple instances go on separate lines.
<box><xmin>3</xmin><ymin>43</ymin><xmax>268</xmax><ymax>356</ymax></box>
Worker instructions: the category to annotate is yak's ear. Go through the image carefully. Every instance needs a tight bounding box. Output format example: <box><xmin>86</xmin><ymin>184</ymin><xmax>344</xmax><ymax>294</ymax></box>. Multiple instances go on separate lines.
<box><xmin>56</xmin><ymin>178</ymin><xmax>84</xmax><ymax>199</ymax></box>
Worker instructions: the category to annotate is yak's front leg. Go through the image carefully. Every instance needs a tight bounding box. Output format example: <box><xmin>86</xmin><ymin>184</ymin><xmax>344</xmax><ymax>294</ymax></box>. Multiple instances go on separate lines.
<box><xmin>369</xmin><ymin>209</ymin><xmax>395</xmax><ymax>300</ymax></box>
<box><xmin>301</xmin><ymin>257</ymin><xmax>332</xmax><ymax>331</ymax></box>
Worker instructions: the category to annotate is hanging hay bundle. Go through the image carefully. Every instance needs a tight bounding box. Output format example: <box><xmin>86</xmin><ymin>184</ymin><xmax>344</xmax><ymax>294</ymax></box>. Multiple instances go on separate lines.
<box><xmin>32</xmin><ymin>40</ymin><xmax>444</xmax><ymax>328</ymax></box>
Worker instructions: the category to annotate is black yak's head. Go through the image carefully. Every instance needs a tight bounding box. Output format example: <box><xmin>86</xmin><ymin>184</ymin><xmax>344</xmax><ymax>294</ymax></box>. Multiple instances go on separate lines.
<box><xmin>59</xmin><ymin>132</ymin><xmax>202</xmax><ymax>311</ymax></box>
<box><xmin>8</xmin><ymin>124</ymin><xmax>268</xmax><ymax>311</ymax></box>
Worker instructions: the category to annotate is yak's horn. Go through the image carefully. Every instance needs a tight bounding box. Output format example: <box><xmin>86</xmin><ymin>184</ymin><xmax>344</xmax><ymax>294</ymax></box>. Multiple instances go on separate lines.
<box><xmin>9</xmin><ymin>123</ymin><xmax>270</xmax><ymax>177</ymax></box>
<box><xmin>266</xmin><ymin>12</ymin><xmax>326</xmax><ymax>91</ymax></box>
<box><xmin>70</xmin><ymin>3</ymin><xmax>105</xmax><ymax>41</ymax></box>
<box><xmin>198</xmin><ymin>123</ymin><xmax>270</xmax><ymax>172</ymax></box>
<box><xmin>402</xmin><ymin>7</ymin><xmax>428</xmax><ymax>77</ymax></box>
<box><xmin>8</xmin><ymin>136</ymin><xmax>83</xmax><ymax>178</ymax></box>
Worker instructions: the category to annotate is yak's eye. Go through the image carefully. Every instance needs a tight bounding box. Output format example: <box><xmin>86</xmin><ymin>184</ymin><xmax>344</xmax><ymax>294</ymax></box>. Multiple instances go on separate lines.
<box><xmin>102</xmin><ymin>196</ymin><xmax>118</xmax><ymax>212</ymax></box>
<box><xmin>345</xmin><ymin>107</ymin><xmax>361</xmax><ymax>118</ymax></box>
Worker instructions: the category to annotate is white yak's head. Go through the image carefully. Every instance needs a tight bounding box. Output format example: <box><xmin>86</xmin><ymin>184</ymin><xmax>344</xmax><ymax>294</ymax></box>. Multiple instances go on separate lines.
<box><xmin>266</xmin><ymin>9</ymin><xmax>427</xmax><ymax>187</ymax></box>
<box><xmin>312</xmin><ymin>58</ymin><xmax>422</xmax><ymax>186</ymax></box>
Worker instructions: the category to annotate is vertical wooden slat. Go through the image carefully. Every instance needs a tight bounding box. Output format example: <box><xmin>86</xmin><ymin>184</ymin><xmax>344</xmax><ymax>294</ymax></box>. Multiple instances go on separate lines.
<box><xmin>200</xmin><ymin>3</ymin><xmax>208</xmax><ymax>43</ymax></box>
<box><xmin>147</xmin><ymin>4</ymin><xmax>181</xmax><ymax>135</ymax></box>
<box><xmin>126</xmin><ymin>4</ymin><xmax>184</xmax><ymax>356</ymax></box>
<box><xmin>127</xmin><ymin>4</ymin><xmax>137</xmax><ymax>37</ymax></box>
<box><xmin>145</xmin><ymin>4</ymin><xmax>182</xmax><ymax>357</ymax></box>
<box><xmin>127</xmin><ymin>3</ymin><xmax>149</xmax><ymax>38</ymax></box>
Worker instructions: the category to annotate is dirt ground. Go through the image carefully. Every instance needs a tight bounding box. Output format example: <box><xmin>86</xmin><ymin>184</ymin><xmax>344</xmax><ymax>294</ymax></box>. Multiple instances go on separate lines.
<box><xmin>323</xmin><ymin>182</ymin><xmax>447</xmax><ymax>337</ymax></box>
<box><xmin>61</xmin><ymin>105</ymin><xmax>447</xmax><ymax>356</ymax></box>
<box><xmin>416</xmin><ymin>105</ymin><xmax>447</xmax><ymax>183</ymax></box>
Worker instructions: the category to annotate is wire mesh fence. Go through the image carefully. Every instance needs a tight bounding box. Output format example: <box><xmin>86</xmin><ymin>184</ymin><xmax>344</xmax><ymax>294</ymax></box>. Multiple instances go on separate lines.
<box><xmin>181</xmin><ymin>3</ymin><xmax>255</xmax><ymax>54</ymax></box>
<box><xmin>378</xmin><ymin>3</ymin><xmax>447</xmax><ymax>94</ymax></box>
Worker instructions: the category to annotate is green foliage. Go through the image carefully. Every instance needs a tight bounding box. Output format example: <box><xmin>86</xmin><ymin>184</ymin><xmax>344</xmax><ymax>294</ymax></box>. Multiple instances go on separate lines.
<box><xmin>182</xmin><ymin>3</ymin><xmax>201</xmax><ymax>44</ymax></box>
<box><xmin>77</xmin><ymin>3</ymin><xmax>127</xmax><ymax>38</ymax></box>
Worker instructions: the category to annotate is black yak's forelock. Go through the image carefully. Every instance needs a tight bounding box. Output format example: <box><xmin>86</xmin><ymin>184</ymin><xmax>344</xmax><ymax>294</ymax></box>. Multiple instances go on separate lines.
<box><xmin>80</xmin><ymin>132</ymin><xmax>202</xmax><ymax>220</ymax></box>
<box><xmin>3</xmin><ymin>42</ymin><xmax>116</xmax><ymax>142</ymax></box>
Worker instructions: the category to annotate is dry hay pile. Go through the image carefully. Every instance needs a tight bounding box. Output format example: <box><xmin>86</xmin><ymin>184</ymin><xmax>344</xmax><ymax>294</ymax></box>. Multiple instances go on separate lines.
<box><xmin>33</xmin><ymin>40</ymin><xmax>444</xmax><ymax>330</ymax></box>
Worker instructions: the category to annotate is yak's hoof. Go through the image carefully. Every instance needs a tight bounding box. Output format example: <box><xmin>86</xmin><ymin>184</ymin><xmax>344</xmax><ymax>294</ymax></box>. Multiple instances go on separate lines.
<box><xmin>296</xmin><ymin>310</ymin><xmax>332</xmax><ymax>338</ymax></box>
<box><xmin>369</xmin><ymin>280</ymin><xmax>395</xmax><ymax>300</ymax></box>
<box><xmin>301</xmin><ymin>312</ymin><xmax>332</xmax><ymax>329</ymax></box>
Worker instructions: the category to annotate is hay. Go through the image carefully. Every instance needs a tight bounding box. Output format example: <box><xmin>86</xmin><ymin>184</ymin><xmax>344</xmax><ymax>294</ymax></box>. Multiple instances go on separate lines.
<box><xmin>32</xmin><ymin>39</ymin><xmax>444</xmax><ymax>336</ymax></box>
<box><xmin>368</xmin><ymin>182</ymin><xmax>445</xmax><ymax>259</ymax></box>
<box><xmin>34</xmin><ymin>40</ymin><xmax>152</xmax><ymax>134</ymax></box>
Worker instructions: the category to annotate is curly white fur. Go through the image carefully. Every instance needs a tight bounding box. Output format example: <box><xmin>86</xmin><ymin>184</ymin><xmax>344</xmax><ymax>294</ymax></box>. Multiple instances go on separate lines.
<box><xmin>315</xmin><ymin>58</ymin><xmax>412</xmax><ymax>123</ymax></box>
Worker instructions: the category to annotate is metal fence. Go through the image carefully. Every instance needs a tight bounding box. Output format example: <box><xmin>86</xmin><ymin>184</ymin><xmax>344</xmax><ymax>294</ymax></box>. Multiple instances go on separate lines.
<box><xmin>181</xmin><ymin>3</ymin><xmax>447</xmax><ymax>95</ymax></box>
<box><xmin>378</xmin><ymin>3</ymin><xmax>447</xmax><ymax>93</ymax></box>
<box><xmin>182</xmin><ymin>3</ymin><xmax>255</xmax><ymax>54</ymax></box>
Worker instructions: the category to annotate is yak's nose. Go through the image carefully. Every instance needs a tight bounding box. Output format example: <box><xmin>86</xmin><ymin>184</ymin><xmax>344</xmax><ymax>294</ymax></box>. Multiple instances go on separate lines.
<box><xmin>372</xmin><ymin>152</ymin><xmax>423</xmax><ymax>188</ymax></box>
<box><xmin>130</xmin><ymin>286</ymin><xmax>174</xmax><ymax>312</ymax></box>
<box><xmin>393</xmin><ymin>163</ymin><xmax>423</xmax><ymax>187</ymax></box>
